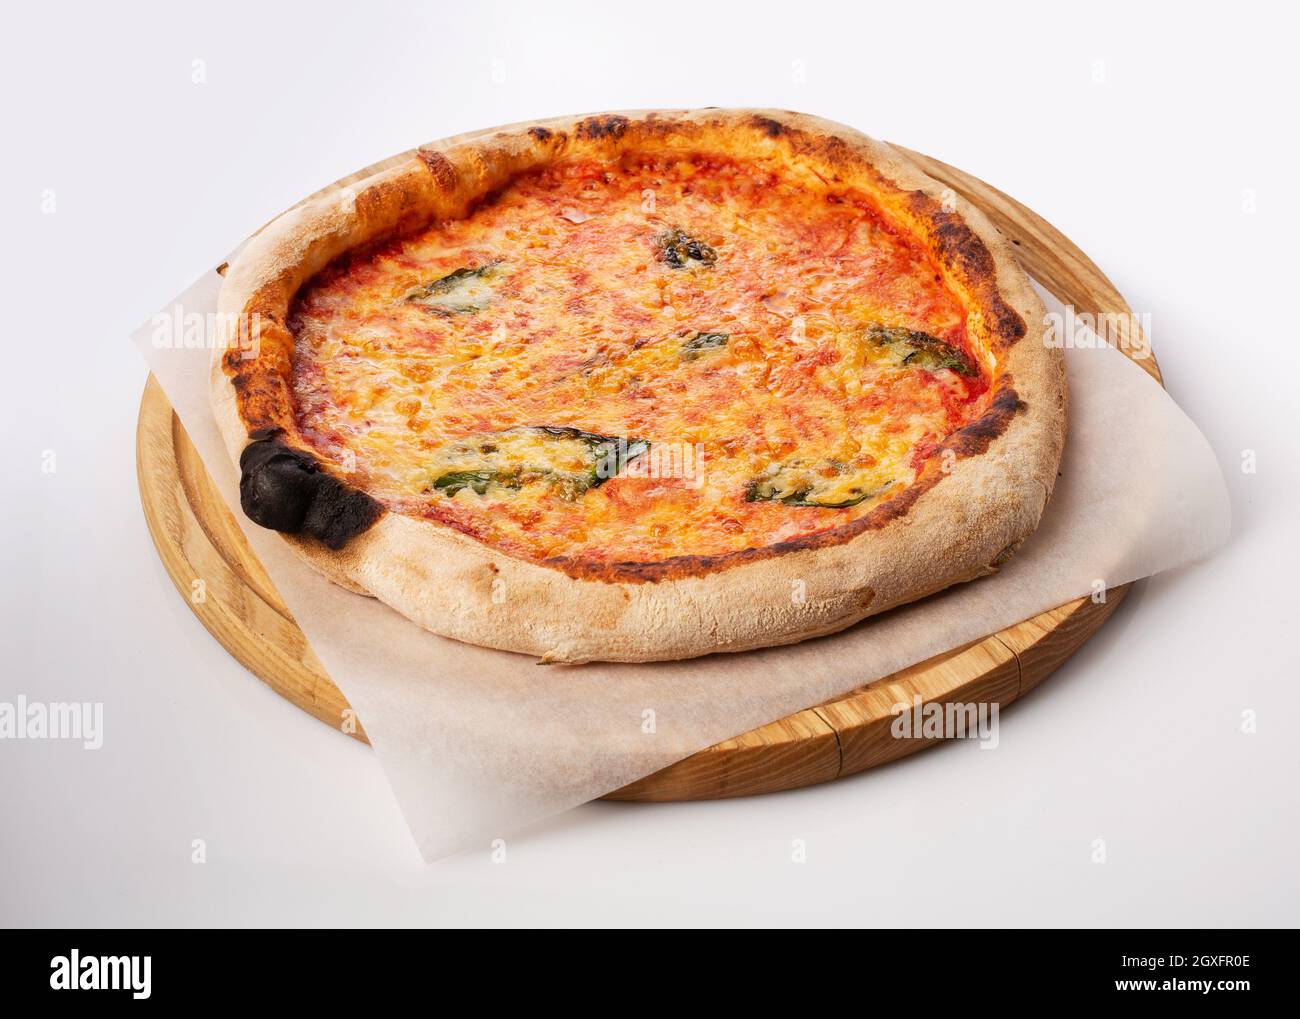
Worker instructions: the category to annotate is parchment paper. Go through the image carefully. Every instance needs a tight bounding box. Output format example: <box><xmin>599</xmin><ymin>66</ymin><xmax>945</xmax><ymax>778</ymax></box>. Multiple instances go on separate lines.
<box><xmin>132</xmin><ymin>275</ymin><xmax>1230</xmax><ymax>861</ymax></box>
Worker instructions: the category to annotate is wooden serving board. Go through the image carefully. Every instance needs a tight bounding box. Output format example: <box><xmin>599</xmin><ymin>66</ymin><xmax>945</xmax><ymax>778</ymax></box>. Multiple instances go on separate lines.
<box><xmin>136</xmin><ymin>143</ymin><xmax>1159</xmax><ymax>801</ymax></box>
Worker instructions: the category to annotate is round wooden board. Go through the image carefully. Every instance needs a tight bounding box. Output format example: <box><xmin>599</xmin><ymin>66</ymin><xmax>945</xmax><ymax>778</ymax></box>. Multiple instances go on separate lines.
<box><xmin>136</xmin><ymin>143</ymin><xmax>1159</xmax><ymax>802</ymax></box>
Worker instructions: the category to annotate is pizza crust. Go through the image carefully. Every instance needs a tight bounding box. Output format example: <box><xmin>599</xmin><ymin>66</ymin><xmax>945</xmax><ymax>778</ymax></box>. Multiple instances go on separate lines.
<box><xmin>211</xmin><ymin>109</ymin><xmax>1067</xmax><ymax>663</ymax></box>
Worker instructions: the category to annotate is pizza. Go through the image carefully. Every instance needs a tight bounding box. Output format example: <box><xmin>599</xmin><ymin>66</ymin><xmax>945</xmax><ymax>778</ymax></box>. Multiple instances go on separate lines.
<box><xmin>211</xmin><ymin>109</ymin><xmax>1066</xmax><ymax>663</ymax></box>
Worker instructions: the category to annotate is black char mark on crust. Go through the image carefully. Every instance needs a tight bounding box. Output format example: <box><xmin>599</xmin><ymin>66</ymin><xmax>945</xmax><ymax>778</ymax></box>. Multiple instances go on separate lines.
<box><xmin>239</xmin><ymin>440</ymin><xmax>382</xmax><ymax>550</ymax></box>
<box><xmin>751</xmin><ymin>115</ymin><xmax>786</xmax><ymax>138</ymax></box>
<box><xmin>543</xmin><ymin>378</ymin><xmax>1025</xmax><ymax>584</ymax></box>
<box><xmin>946</xmin><ymin>379</ymin><xmax>1024</xmax><ymax>456</ymax></box>
<box><xmin>576</xmin><ymin>114</ymin><xmax>630</xmax><ymax>141</ymax></box>
<box><xmin>906</xmin><ymin>192</ymin><xmax>1026</xmax><ymax>350</ymax></box>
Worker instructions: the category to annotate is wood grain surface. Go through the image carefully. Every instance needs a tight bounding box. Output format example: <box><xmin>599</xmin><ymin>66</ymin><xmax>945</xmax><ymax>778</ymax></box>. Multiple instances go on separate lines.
<box><xmin>136</xmin><ymin>142</ymin><xmax>1158</xmax><ymax>801</ymax></box>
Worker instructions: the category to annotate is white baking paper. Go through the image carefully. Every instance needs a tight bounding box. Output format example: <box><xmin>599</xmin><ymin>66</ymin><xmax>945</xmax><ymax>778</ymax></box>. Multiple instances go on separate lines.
<box><xmin>133</xmin><ymin>274</ymin><xmax>1230</xmax><ymax>861</ymax></box>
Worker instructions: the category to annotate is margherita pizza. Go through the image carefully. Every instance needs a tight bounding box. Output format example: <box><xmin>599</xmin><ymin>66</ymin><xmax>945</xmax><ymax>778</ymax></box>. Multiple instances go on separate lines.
<box><xmin>212</xmin><ymin>109</ymin><xmax>1066</xmax><ymax>663</ymax></box>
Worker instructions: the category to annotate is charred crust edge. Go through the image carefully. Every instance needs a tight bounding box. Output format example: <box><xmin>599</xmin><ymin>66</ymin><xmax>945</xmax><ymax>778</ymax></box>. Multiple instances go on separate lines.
<box><xmin>575</xmin><ymin>114</ymin><xmax>630</xmax><ymax>141</ymax></box>
<box><xmin>905</xmin><ymin>193</ymin><xmax>1027</xmax><ymax>350</ymax></box>
<box><xmin>239</xmin><ymin>439</ymin><xmax>383</xmax><ymax>550</ymax></box>
<box><xmin>945</xmin><ymin>379</ymin><xmax>1024</xmax><ymax>456</ymax></box>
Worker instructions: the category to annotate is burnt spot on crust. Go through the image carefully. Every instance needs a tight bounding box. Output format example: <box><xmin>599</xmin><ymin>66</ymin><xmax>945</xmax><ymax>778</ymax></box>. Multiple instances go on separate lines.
<box><xmin>792</xmin><ymin>130</ymin><xmax>855</xmax><ymax>172</ymax></box>
<box><xmin>945</xmin><ymin>378</ymin><xmax>1025</xmax><ymax>457</ymax></box>
<box><xmin>527</xmin><ymin>125</ymin><xmax>568</xmax><ymax>148</ymax></box>
<box><xmin>227</xmin><ymin>369</ymin><xmax>297</xmax><ymax>439</ymax></box>
<box><xmin>576</xmin><ymin>114</ymin><xmax>630</xmax><ymax>141</ymax></box>
<box><xmin>932</xmin><ymin>217</ymin><xmax>994</xmax><ymax>277</ymax></box>
<box><xmin>751</xmin><ymin>115</ymin><xmax>786</xmax><ymax>138</ymax></box>
<box><xmin>907</xmin><ymin>194</ymin><xmax>1026</xmax><ymax>349</ymax></box>
<box><xmin>239</xmin><ymin>440</ymin><xmax>382</xmax><ymax>550</ymax></box>
<box><xmin>987</xmin><ymin>301</ymin><xmax>1027</xmax><ymax>346</ymax></box>
<box><xmin>416</xmin><ymin>149</ymin><xmax>459</xmax><ymax>191</ymax></box>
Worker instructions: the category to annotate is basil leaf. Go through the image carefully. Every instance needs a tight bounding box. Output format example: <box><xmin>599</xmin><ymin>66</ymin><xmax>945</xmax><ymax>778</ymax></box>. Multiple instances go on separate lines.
<box><xmin>866</xmin><ymin>324</ymin><xmax>977</xmax><ymax>376</ymax></box>
<box><xmin>746</xmin><ymin>465</ymin><xmax>896</xmax><ymax>509</ymax></box>
<box><xmin>431</xmin><ymin>470</ymin><xmax>495</xmax><ymax>496</ymax></box>
<box><xmin>428</xmin><ymin>426</ymin><xmax>649</xmax><ymax>501</ymax></box>
<box><xmin>404</xmin><ymin>263</ymin><xmax>503</xmax><ymax>315</ymax></box>
<box><xmin>682</xmin><ymin>332</ymin><xmax>729</xmax><ymax>359</ymax></box>
<box><xmin>654</xmin><ymin>228</ymin><xmax>717</xmax><ymax>269</ymax></box>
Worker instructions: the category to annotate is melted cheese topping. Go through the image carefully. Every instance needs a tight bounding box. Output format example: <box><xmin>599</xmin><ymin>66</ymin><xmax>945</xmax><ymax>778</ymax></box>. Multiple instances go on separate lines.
<box><xmin>290</xmin><ymin>154</ymin><xmax>991</xmax><ymax>564</ymax></box>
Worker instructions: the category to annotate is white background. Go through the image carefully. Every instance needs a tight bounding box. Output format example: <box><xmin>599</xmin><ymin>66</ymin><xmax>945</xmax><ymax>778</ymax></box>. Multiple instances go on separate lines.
<box><xmin>2</xmin><ymin>0</ymin><xmax>1297</xmax><ymax>927</ymax></box>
